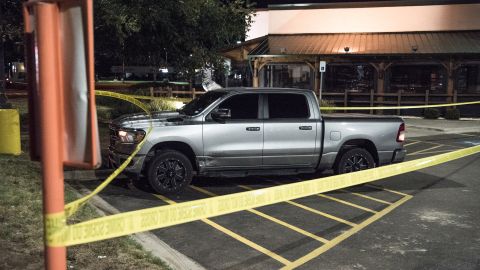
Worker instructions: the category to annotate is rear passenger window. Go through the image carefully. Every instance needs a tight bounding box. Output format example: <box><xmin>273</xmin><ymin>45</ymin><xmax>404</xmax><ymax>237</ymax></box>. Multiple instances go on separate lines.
<box><xmin>268</xmin><ymin>94</ymin><xmax>310</xmax><ymax>119</ymax></box>
<box><xmin>217</xmin><ymin>94</ymin><xmax>259</xmax><ymax>120</ymax></box>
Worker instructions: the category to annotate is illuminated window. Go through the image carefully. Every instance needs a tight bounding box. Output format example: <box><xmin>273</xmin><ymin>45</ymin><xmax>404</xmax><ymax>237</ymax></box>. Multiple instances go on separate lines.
<box><xmin>260</xmin><ymin>64</ymin><xmax>312</xmax><ymax>89</ymax></box>
<box><xmin>387</xmin><ymin>65</ymin><xmax>446</xmax><ymax>93</ymax></box>
<box><xmin>324</xmin><ymin>64</ymin><xmax>374</xmax><ymax>93</ymax></box>
<box><xmin>455</xmin><ymin>65</ymin><xmax>480</xmax><ymax>94</ymax></box>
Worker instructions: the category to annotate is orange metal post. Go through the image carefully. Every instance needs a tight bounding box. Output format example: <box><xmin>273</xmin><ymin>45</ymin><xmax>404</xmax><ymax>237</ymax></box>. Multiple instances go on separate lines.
<box><xmin>36</xmin><ymin>3</ymin><xmax>67</xmax><ymax>269</ymax></box>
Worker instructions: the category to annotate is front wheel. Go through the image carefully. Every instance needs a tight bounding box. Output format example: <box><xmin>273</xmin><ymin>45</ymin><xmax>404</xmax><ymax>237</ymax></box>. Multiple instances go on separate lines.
<box><xmin>147</xmin><ymin>150</ymin><xmax>193</xmax><ymax>194</ymax></box>
<box><xmin>335</xmin><ymin>148</ymin><xmax>375</xmax><ymax>174</ymax></box>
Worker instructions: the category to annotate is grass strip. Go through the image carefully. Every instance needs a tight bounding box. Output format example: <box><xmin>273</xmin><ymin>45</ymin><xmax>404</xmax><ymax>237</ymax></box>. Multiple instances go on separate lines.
<box><xmin>0</xmin><ymin>153</ymin><xmax>169</xmax><ymax>270</ymax></box>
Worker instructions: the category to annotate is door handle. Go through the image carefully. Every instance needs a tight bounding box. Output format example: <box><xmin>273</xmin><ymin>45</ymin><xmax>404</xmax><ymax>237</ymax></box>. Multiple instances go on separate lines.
<box><xmin>246</xmin><ymin>127</ymin><xmax>260</xmax><ymax>131</ymax></box>
<box><xmin>299</xmin><ymin>126</ymin><xmax>312</xmax><ymax>130</ymax></box>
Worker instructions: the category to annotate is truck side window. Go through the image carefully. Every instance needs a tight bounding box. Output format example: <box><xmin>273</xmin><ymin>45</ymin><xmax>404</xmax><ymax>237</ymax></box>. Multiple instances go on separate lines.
<box><xmin>268</xmin><ymin>94</ymin><xmax>310</xmax><ymax>119</ymax></box>
<box><xmin>217</xmin><ymin>94</ymin><xmax>259</xmax><ymax>120</ymax></box>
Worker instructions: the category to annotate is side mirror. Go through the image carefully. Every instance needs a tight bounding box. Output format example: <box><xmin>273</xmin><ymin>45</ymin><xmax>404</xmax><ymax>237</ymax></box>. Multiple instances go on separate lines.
<box><xmin>211</xmin><ymin>108</ymin><xmax>231</xmax><ymax>121</ymax></box>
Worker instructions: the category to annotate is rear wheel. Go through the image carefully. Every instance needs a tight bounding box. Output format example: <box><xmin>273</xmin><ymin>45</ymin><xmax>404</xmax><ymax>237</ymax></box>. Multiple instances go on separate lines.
<box><xmin>147</xmin><ymin>150</ymin><xmax>193</xmax><ymax>194</ymax></box>
<box><xmin>335</xmin><ymin>148</ymin><xmax>375</xmax><ymax>174</ymax></box>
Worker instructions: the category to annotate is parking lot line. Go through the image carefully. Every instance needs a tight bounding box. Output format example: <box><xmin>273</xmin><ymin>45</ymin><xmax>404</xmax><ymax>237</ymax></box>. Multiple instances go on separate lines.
<box><xmin>154</xmin><ymin>194</ymin><xmax>176</xmax><ymax>204</ymax></box>
<box><xmin>316</xmin><ymin>194</ymin><xmax>378</xmax><ymax>214</ymax></box>
<box><xmin>152</xmin><ymin>193</ymin><xmax>292</xmax><ymax>266</ymax></box>
<box><xmin>339</xmin><ymin>189</ymin><xmax>393</xmax><ymax>205</ymax></box>
<box><xmin>414</xmin><ymin>140</ymin><xmax>464</xmax><ymax>149</ymax></box>
<box><xmin>281</xmin><ymin>194</ymin><xmax>413</xmax><ymax>270</ymax></box>
<box><xmin>237</xmin><ymin>185</ymin><xmax>358</xmax><ymax>227</ymax></box>
<box><xmin>365</xmin><ymin>184</ymin><xmax>409</xmax><ymax>197</ymax></box>
<box><xmin>458</xmin><ymin>133</ymin><xmax>478</xmax><ymax>137</ymax></box>
<box><xmin>408</xmin><ymin>149</ymin><xmax>457</xmax><ymax>156</ymax></box>
<box><xmin>190</xmin><ymin>185</ymin><xmax>329</xmax><ymax>244</ymax></box>
<box><xmin>287</xmin><ymin>201</ymin><xmax>358</xmax><ymax>227</ymax></box>
<box><xmin>408</xmin><ymin>144</ymin><xmax>443</xmax><ymax>155</ymax></box>
<box><xmin>201</xmin><ymin>219</ymin><xmax>292</xmax><ymax>266</ymax></box>
<box><xmin>404</xmin><ymin>141</ymin><xmax>421</xmax><ymax>147</ymax></box>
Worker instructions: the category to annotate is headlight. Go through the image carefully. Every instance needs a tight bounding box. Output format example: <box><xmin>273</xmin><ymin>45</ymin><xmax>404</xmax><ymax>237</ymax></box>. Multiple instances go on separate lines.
<box><xmin>118</xmin><ymin>129</ymin><xmax>146</xmax><ymax>144</ymax></box>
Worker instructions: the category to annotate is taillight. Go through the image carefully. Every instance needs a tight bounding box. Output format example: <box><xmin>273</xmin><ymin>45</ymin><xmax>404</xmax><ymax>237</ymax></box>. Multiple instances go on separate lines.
<box><xmin>397</xmin><ymin>123</ymin><xmax>405</xmax><ymax>142</ymax></box>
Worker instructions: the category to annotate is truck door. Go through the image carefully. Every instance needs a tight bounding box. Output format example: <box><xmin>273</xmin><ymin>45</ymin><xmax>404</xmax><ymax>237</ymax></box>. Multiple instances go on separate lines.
<box><xmin>263</xmin><ymin>93</ymin><xmax>318</xmax><ymax>166</ymax></box>
<box><xmin>202</xmin><ymin>93</ymin><xmax>263</xmax><ymax>168</ymax></box>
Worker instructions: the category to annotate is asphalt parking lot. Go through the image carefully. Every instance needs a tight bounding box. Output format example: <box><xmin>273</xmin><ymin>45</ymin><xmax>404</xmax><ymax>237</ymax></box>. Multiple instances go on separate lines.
<box><xmin>72</xmin><ymin>132</ymin><xmax>480</xmax><ymax>270</ymax></box>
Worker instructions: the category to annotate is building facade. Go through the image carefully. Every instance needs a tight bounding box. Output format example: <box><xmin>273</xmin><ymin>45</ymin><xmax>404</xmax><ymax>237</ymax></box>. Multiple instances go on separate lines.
<box><xmin>222</xmin><ymin>0</ymin><xmax>480</xmax><ymax>116</ymax></box>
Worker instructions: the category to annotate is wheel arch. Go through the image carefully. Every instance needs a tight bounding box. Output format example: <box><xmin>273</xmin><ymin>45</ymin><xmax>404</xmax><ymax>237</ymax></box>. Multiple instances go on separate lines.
<box><xmin>333</xmin><ymin>139</ymin><xmax>379</xmax><ymax>169</ymax></box>
<box><xmin>144</xmin><ymin>141</ymin><xmax>198</xmax><ymax>174</ymax></box>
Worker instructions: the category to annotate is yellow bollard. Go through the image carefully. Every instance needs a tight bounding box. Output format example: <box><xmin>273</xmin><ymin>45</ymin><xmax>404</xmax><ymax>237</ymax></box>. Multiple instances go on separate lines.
<box><xmin>0</xmin><ymin>109</ymin><xmax>22</xmax><ymax>155</ymax></box>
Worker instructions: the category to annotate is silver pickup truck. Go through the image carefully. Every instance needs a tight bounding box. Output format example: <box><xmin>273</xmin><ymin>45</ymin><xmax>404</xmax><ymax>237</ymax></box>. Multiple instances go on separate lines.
<box><xmin>109</xmin><ymin>88</ymin><xmax>406</xmax><ymax>194</ymax></box>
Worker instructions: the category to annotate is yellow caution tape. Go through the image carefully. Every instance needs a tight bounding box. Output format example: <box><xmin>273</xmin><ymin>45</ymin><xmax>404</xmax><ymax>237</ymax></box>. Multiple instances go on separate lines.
<box><xmin>121</xmin><ymin>94</ymin><xmax>168</xmax><ymax>100</ymax></box>
<box><xmin>48</xmin><ymin>144</ymin><xmax>480</xmax><ymax>246</ymax></box>
<box><xmin>44</xmin><ymin>211</ymin><xmax>66</xmax><ymax>245</ymax></box>
<box><xmin>99</xmin><ymin>90</ymin><xmax>479</xmax><ymax>110</ymax></box>
<box><xmin>321</xmin><ymin>100</ymin><xmax>480</xmax><ymax>110</ymax></box>
<box><xmin>95</xmin><ymin>90</ymin><xmax>151</xmax><ymax>112</ymax></box>
<box><xmin>64</xmin><ymin>91</ymin><xmax>153</xmax><ymax>217</ymax></box>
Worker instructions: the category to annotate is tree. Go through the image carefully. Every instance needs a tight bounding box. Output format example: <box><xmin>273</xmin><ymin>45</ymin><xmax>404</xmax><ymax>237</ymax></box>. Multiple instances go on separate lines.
<box><xmin>0</xmin><ymin>0</ymin><xmax>253</xmax><ymax>93</ymax></box>
<box><xmin>94</xmin><ymin>0</ymin><xmax>254</xmax><ymax>80</ymax></box>
<box><xmin>0</xmin><ymin>0</ymin><xmax>24</xmax><ymax>107</ymax></box>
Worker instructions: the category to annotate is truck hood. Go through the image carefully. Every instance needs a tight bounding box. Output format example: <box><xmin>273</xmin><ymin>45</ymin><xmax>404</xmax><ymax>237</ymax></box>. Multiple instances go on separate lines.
<box><xmin>111</xmin><ymin>111</ymin><xmax>190</xmax><ymax>129</ymax></box>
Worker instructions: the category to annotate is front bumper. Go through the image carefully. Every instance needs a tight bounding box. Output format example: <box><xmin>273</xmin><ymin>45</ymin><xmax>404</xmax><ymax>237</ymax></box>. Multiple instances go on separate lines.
<box><xmin>108</xmin><ymin>148</ymin><xmax>146</xmax><ymax>176</ymax></box>
<box><xmin>392</xmin><ymin>148</ymin><xmax>407</xmax><ymax>163</ymax></box>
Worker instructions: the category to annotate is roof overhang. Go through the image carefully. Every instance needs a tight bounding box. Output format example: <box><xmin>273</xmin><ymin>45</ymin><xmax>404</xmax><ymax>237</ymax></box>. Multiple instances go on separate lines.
<box><xmin>221</xmin><ymin>31</ymin><xmax>480</xmax><ymax>61</ymax></box>
<box><xmin>219</xmin><ymin>36</ymin><xmax>267</xmax><ymax>61</ymax></box>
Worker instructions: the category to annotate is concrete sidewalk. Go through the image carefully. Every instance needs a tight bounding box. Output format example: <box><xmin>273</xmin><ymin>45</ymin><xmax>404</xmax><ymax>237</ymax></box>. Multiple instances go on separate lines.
<box><xmin>403</xmin><ymin>117</ymin><xmax>480</xmax><ymax>137</ymax></box>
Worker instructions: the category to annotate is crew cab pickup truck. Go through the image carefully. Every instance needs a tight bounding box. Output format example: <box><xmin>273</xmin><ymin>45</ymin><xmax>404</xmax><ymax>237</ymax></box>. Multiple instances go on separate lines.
<box><xmin>109</xmin><ymin>88</ymin><xmax>406</xmax><ymax>194</ymax></box>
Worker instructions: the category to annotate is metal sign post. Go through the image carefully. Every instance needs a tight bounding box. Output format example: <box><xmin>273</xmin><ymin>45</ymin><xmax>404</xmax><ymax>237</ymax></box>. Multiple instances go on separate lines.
<box><xmin>34</xmin><ymin>4</ymin><xmax>67</xmax><ymax>269</ymax></box>
<box><xmin>23</xmin><ymin>0</ymin><xmax>98</xmax><ymax>269</ymax></box>
<box><xmin>319</xmin><ymin>61</ymin><xmax>326</xmax><ymax>101</ymax></box>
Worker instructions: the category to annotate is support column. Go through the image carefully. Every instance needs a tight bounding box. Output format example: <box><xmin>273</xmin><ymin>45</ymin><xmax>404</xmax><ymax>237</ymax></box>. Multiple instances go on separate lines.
<box><xmin>446</xmin><ymin>60</ymin><xmax>455</xmax><ymax>103</ymax></box>
<box><xmin>252</xmin><ymin>59</ymin><xmax>259</xmax><ymax>88</ymax></box>
<box><xmin>375</xmin><ymin>62</ymin><xmax>386</xmax><ymax>115</ymax></box>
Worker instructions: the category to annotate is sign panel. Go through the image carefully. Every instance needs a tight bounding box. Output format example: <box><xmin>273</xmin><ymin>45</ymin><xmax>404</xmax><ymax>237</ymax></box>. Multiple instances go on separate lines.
<box><xmin>24</xmin><ymin>0</ymin><xmax>101</xmax><ymax>168</ymax></box>
<box><xmin>320</xmin><ymin>61</ymin><xmax>326</xmax><ymax>73</ymax></box>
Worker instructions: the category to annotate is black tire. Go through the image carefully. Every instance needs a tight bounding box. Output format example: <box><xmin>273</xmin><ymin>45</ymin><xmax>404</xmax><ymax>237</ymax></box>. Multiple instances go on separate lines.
<box><xmin>335</xmin><ymin>148</ymin><xmax>375</xmax><ymax>174</ymax></box>
<box><xmin>147</xmin><ymin>150</ymin><xmax>193</xmax><ymax>194</ymax></box>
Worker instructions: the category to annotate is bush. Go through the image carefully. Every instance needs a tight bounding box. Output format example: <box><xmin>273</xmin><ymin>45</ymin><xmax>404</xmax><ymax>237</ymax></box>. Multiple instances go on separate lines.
<box><xmin>96</xmin><ymin>96</ymin><xmax>144</xmax><ymax>120</ymax></box>
<box><xmin>444</xmin><ymin>108</ymin><xmax>460</xmax><ymax>120</ymax></box>
<box><xmin>320</xmin><ymin>99</ymin><xmax>336</xmax><ymax>114</ymax></box>
<box><xmin>147</xmin><ymin>99</ymin><xmax>179</xmax><ymax>112</ymax></box>
<box><xmin>424</xmin><ymin>108</ymin><xmax>440</xmax><ymax>119</ymax></box>
<box><xmin>96</xmin><ymin>105</ymin><xmax>113</xmax><ymax>122</ymax></box>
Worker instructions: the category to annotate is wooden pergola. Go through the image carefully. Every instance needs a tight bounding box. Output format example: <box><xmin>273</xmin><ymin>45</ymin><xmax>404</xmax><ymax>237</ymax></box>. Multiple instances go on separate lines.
<box><xmin>221</xmin><ymin>31</ymin><xmax>480</xmax><ymax>115</ymax></box>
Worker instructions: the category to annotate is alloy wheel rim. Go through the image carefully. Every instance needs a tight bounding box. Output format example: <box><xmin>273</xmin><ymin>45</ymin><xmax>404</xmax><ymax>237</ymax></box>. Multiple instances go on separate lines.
<box><xmin>155</xmin><ymin>158</ymin><xmax>186</xmax><ymax>190</ymax></box>
<box><xmin>344</xmin><ymin>154</ymin><xmax>369</xmax><ymax>173</ymax></box>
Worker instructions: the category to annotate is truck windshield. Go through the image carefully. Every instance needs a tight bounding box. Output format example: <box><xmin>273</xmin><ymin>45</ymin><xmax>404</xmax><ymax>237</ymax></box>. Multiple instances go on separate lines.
<box><xmin>180</xmin><ymin>91</ymin><xmax>227</xmax><ymax>116</ymax></box>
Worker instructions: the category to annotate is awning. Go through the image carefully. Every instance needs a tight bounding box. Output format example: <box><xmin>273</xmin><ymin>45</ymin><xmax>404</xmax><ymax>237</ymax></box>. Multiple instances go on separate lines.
<box><xmin>222</xmin><ymin>31</ymin><xmax>480</xmax><ymax>59</ymax></box>
<box><xmin>219</xmin><ymin>36</ymin><xmax>267</xmax><ymax>61</ymax></box>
